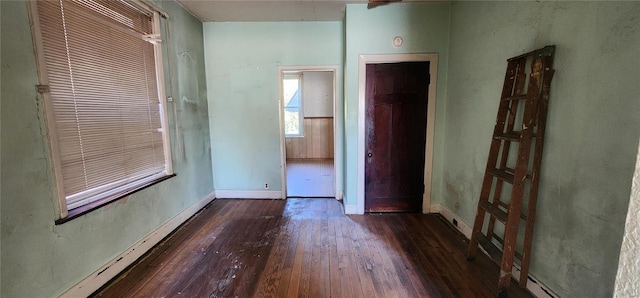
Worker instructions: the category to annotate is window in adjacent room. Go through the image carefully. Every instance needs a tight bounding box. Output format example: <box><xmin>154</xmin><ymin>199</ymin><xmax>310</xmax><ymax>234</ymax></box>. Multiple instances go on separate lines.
<box><xmin>30</xmin><ymin>0</ymin><xmax>173</xmax><ymax>221</ymax></box>
<box><xmin>283</xmin><ymin>74</ymin><xmax>303</xmax><ymax>137</ymax></box>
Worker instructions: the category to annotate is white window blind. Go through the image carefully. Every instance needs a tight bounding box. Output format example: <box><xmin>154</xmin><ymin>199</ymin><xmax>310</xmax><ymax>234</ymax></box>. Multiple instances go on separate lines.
<box><xmin>35</xmin><ymin>0</ymin><xmax>171</xmax><ymax>212</ymax></box>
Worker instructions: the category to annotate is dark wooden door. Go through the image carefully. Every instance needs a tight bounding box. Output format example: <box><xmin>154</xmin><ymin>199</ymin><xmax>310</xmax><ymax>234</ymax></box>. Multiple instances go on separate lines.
<box><xmin>365</xmin><ymin>62</ymin><xmax>430</xmax><ymax>212</ymax></box>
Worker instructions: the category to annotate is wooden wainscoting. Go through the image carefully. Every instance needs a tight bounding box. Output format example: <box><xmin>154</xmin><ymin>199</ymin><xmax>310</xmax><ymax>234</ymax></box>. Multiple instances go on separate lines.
<box><xmin>286</xmin><ymin>117</ymin><xmax>333</xmax><ymax>159</ymax></box>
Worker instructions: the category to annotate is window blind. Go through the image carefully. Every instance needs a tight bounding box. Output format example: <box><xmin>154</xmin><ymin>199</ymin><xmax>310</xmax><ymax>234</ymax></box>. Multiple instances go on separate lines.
<box><xmin>37</xmin><ymin>0</ymin><xmax>168</xmax><ymax>210</ymax></box>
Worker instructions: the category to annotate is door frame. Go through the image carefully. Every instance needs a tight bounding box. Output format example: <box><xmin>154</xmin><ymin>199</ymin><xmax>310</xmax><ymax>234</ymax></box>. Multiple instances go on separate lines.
<box><xmin>278</xmin><ymin>65</ymin><xmax>340</xmax><ymax>199</ymax></box>
<box><xmin>357</xmin><ymin>54</ymin><xmax>438</xmax><ymax>214</ymax></box>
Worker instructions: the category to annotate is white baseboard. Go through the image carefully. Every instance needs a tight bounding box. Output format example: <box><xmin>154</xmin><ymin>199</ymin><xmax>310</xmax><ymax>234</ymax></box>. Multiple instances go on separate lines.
<box><xmin>60</xmin><ymin>191</ymin><xmax>216</xmax><ymax>298</ymax></box>
<box><xmin>430</xmin><ymin>203</ymin><xmax>473</xmax><ymax>238</ymax></box>
<box><xmin>343</xmin><ymin>204</ymin><xmax>360</xmax><ymax>214</ymax></box>
<box><xmin>429</xmin><ymin>204</ymin><xmax>557</xmax><ymax>298</ymax></box>
<box><xmin>215</xmin><ymin>190</ymin><xmax>283</xmax><ymax>199</ymax></box>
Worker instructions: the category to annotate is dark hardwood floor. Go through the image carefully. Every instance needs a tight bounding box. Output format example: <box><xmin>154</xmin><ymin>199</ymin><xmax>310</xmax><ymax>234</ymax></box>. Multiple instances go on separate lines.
<box><xmin>94</xmin><ymin>198</ymin><xmax>532</xmax><ymax>297</ymax></box>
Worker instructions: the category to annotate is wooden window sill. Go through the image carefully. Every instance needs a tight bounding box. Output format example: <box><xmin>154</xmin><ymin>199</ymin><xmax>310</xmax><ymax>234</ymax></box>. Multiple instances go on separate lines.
<box><xmin>55</xmin><ymin>174</ymin><xmax>176</xmax><ymax>225</ymax></box>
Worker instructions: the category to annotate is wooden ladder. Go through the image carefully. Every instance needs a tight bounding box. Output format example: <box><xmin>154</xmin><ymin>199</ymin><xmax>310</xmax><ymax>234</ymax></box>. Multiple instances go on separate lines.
<box><xmin>466</xmin><ymin>45</ymin><xmax>555</xmax><ymax>297</ymax></box>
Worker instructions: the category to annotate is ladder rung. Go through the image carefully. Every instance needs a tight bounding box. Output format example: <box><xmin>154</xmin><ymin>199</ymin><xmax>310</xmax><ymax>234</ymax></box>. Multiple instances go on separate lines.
<box><xmin>494</xmin><ymin>132</ymin><xmax>520</xmax><ymax>141</ymax></box>
<box><xmin>503</xmin><ymin>167</ymin><xmax>532</xmax><ymax>180</ymax></box>
<box><xmin>491</xmin><ymin>234</ymin><xmax>523</xmax><ymax>261</ymax></box>
<box><xmin>480</xmin><ymin>201</ymin><xmax>508</xmax><ymax>223</ymax></box>
<box><xmin>507</xmin><ymin>49</ymin><xmax>537</xmax><ymax>61</ymax></box>
<box><xmin>474</xmin><ymin>232</ymin><xmax>502</xmax><ymax>265</ymax></box>
<box><xmin>497</xmin><ymin>200</ymin><xmax>509</xmax><ymax>209</ymax></box>
<box><xmin>488</xmin><ymin>168</ymin><xmax>514</xmax><ymax>183</ymax></box>
<box><xmin>507</xmin><ymin>45</ymin><xmax>555</xmax><ymax>62</ymax></box>
<box><xmin>502</xmin><ymin>95</ymin><xmax>527</xmax><ymax>101</ymax></box>
<box><xmin>495</xmin><ymin>200</ymin><xmax>529</xmax><ymax>221</ymax></box>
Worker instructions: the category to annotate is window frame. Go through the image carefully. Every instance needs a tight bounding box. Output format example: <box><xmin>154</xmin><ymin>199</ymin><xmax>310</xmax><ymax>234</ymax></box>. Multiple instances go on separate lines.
<box><xmin>28</xmin><ymin>0</ymin><xmax>174</xmax><ymax>222</ymax></box>
<box><xmin>283</xmin><ymin>73</ymin><xmax>304</xmax><ymax>138</ymax></box>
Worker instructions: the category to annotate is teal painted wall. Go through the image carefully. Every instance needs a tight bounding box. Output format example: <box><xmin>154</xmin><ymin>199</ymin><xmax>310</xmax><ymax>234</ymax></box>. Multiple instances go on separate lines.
<box><xmin>445</xmin><ymin>2</ymin><xmax>640</xmax><ymax>297</ymax></box>
<box><xmin>3</xmin><ymin>1</ymin><xmax>637</xmax><ymax>296</ymax></box>
<box><xmin>203</xmin><ymin>22</ymin><xmax>344</xmax><ymax>193</ymax></box>
<box><xmin>343</xmin><ymin>3</ymin><xmax>451</xmax><ymax>206</ymax></box>
<box><xmin>0</xmin><ymin>1</ymin><xmax>213</xmax><ymax>296</ymax></box>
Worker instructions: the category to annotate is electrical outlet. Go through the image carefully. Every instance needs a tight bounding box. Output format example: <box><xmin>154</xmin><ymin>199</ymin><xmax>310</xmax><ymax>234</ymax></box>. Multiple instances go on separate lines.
<box><xmin>264</xmin><ymin>182</ymin><xmax>269</xmax><ymax>189</ymax></box>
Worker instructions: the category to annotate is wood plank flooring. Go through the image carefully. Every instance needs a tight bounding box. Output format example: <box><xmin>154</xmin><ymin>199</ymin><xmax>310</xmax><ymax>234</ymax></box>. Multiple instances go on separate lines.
<box><xmin>94</xmin><ymin>199</ymin><xmax>532</xmax><ymax>298</ymax></box>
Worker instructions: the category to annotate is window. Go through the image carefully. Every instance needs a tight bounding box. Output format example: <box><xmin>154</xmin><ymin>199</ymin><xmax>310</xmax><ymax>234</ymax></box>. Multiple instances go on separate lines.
<box><xmin>283</xmin><ymin>74</ymin><xmax>303</xmax><ymax>136</ymax></box>
<box><xmin>31</xmin><ymin>0</ymin><xmax>172</xmax><ymax>220</ymax></box>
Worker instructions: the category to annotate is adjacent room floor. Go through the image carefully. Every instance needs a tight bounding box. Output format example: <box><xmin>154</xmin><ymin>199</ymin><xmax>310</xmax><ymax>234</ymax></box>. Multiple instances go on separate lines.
<box><xmin>286</xmin><ymin>159</ymin><xmax>334</xmax><ymax>197</ymax></box>
<box><xmin>94</xmin><ymin>198</ymin><xmax>532</xmax><ymax>297</ymax></box>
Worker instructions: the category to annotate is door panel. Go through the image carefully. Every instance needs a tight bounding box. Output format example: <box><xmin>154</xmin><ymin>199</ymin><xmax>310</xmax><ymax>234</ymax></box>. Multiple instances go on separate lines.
<box><xmin>365</xmin><ymin>62</ymin><xmax>430</xmax><ymax>212</ymax></box>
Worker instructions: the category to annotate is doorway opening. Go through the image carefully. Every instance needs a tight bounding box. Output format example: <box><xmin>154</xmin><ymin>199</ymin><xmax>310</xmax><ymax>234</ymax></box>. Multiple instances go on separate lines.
<box><xmin>278</xmin><ymin>67</ymin><xmax>338</xmax><ymax>199</ymax></box>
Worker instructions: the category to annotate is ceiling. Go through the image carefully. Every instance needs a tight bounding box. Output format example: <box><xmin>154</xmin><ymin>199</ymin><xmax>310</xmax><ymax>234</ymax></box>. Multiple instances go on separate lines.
<box><xmin>176</xmin><ymin>0</ymin><xmax>412</xmax><ymax>22</ymax></box>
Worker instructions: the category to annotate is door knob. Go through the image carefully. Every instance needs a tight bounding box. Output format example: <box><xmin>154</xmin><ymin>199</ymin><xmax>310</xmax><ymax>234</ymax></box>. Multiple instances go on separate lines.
<box><xmin>367</xmin><ymin>152</ymin><xmax>372</xmax><ymax>157</ymax></box>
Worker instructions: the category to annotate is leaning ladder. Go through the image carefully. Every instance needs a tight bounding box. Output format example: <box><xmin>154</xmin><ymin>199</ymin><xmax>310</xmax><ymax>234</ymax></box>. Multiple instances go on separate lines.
<box><xmin>466</xmin><ymin>45</ymin><xmax>556</xmax><ymax>296</ymax></box>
